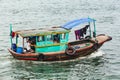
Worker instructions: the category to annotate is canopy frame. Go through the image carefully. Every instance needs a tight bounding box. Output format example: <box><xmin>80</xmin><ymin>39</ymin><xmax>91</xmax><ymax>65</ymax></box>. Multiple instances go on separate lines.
<box><xmin>61</xmin><ymin>17</ymin><xmax>96</xmax><ymax>38</ymax></box>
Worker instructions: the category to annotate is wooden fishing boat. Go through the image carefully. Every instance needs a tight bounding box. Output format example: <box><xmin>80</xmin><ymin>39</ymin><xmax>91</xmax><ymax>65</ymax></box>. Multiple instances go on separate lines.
<box><xmin>8</xmin><ymin>18</ymin><xmax>112</xmax><ymax>61</ymax></box>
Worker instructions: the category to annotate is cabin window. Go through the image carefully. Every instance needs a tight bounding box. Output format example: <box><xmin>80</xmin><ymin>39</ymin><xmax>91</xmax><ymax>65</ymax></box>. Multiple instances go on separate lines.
<box><xmin>53</xmin><ymin>34</ymin><xmax>60</xmax><ymax>43</ymax></box>
<box><xmin>46</xmin><ymin>35</ymin><xmax>52</xmax><ymax>41</ymax></box>
<box><xmin>38</xmin><ymin>36</ymin><xmax>45</xmax><ymax>42</ymax></box>
<box><xmin>61</xmin><ymin>33</ymin><xmax>66</xmax><ymax>39</ymax></box>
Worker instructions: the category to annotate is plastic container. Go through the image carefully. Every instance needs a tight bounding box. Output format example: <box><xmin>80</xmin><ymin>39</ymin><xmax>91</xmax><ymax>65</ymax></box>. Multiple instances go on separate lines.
<box><xmin>12</xmin><ymin>43</ymin><xmax>17</xmax><ymax>51</ymax></box>
<box><xmin>16</xmin><ymin>47</ymin><xmax>23</xmax><ymax>54</ymax></box>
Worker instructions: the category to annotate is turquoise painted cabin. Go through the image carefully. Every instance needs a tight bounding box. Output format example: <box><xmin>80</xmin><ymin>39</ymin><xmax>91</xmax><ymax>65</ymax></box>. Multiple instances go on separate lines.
<box><xmin>14</xmin><ymin>27</ymin><xmax>70</xmax><ymax>53</ymax></box>
<box><xmin>35</xmin><ymin>33</ymin><xmax>69</xmax><ymax>53</ymax></box>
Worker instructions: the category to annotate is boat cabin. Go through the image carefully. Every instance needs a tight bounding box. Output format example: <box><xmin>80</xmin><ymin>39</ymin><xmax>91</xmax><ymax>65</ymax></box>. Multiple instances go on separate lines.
<box><xmin>10</xmin><ymin>27</ymin><xmax>70</xmax><ymax>53</ymax></box>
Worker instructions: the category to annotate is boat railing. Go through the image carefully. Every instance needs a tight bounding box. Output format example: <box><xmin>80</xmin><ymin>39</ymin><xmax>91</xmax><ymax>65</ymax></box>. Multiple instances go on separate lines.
<box><xmin>68</xmin><ymin>38</ymin><xmax>95</xmax><ymax>46</ymax></box>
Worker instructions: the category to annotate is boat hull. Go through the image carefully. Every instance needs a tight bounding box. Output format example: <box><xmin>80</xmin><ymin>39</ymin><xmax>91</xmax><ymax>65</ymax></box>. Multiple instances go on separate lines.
<box><xmin>8</xmin><ymin>34</ymin><xmax>112</xmax><ymax>61</ymax></box>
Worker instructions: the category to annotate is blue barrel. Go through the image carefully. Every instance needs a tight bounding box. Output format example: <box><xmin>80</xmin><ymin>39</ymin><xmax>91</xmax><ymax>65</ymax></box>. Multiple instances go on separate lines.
<box><xmin>12</xmin><ymin>43</ymin><xmax>17</xmax><ymax>51</ymax></box>
<box><xmin>16</xmin><ymin>47</ymin><xmax>23</xmax><ymax>54</ymax></box>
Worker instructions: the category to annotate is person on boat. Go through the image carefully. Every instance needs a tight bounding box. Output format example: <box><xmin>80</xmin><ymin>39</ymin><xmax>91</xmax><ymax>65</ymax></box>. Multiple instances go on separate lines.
<box><xmin>29</xmin><ymin>36</ymin><xmax>36</xmax><ymax>52</ymax></box>
<box><xmin>29</xmin><ymin>36</ymin><xmax>36</xmax><ymax>44</ymax></box>
<box><xmin>24</xmin><ymin>38</ymin><xmax>34</xmax><ymax>53</ymax></box>
<box><xmin>53</xmin><ymin>34</ymin><xmax>60</xmax><ymax>43</ymax></box>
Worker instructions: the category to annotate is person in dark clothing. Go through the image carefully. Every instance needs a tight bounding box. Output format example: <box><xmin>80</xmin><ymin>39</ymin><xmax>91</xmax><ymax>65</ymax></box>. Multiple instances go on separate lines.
<box><xmin>53</xmin><ymin>34</ymin><xmax>60</xmax><ymax>43</ymax></box>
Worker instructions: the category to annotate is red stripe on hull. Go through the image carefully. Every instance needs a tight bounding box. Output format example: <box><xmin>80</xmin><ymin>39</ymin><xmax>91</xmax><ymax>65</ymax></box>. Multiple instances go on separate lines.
<box><xmin>18</xmin><ymin>58</ymin><xmax>38</xmax><ymax>61</ymax></box>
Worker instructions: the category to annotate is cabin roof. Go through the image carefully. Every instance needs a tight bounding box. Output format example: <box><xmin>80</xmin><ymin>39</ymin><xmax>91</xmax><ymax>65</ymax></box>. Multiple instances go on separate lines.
<box><xmin>15</xmin><ymin>27</ymin><xmax>70</xmax><ymax>37</ymax></box>
<box><xmin>62</xmin><ymin>18</ymin><xmax>96</xmax><ymax>29</ymax></box>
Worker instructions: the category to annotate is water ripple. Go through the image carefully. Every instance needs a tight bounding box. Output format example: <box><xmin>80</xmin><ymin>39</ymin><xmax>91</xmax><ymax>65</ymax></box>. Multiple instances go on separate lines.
<box><xmin>0</xmin><ymin>0</ymin><xmax>119</xmax><ymax>80</ymax></box>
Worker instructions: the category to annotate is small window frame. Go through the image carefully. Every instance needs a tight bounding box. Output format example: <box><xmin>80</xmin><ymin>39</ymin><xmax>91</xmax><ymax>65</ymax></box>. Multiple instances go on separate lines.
<box><xmin>61</xmin><ymin>33</ymin><xmax>66</xmax><ymax>39</ymax></box>
<box><xmin>37</xmin><ymin>36</ymin><xmax>45</xmax><ymax>42</ymax></box>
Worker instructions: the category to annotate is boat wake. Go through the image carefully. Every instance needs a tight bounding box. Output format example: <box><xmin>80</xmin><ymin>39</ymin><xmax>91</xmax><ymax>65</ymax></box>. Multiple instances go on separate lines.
<box><xmin>64</xmin><ymin>50</ymin><xmax>105</xmax><ymax>63</ymax></box>
<box><xmin>87</xmin><ymin>50</ymin><xmax>105</xmax><ymax>58</ymax></box>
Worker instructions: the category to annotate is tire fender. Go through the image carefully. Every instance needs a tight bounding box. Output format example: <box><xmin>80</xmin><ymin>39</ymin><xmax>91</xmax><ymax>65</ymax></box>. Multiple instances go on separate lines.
<box><xmin>65</xmin><ymin>47</ymin><xmax>76</xmax><ymax>56</ymax></box>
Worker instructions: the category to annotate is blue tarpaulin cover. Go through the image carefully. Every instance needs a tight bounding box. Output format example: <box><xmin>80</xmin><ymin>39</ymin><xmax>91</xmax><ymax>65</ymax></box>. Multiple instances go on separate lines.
<box><xmin>62</xmin><ymin>18</ymin><xmax>96</xmax><ymax>30</ymax></box>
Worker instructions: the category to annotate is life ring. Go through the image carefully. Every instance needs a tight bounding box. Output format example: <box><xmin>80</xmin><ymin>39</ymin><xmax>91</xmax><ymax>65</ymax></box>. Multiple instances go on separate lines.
<box><xmin>65</xmin><ymin>47</ymin><xmax>76</xmax><ymax>56</ymax></box>
<box><xmin>37</xmin><ymin>53</ymin><xmax>44</xmax><ymax>61</ymax></box>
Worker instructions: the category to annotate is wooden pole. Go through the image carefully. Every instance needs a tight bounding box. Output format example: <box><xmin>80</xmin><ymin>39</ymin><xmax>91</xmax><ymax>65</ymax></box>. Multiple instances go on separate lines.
<box><xmin>16</xmin><ymin>35</ymin><xmax>18</xmax><ymax>46</ymax></box>
<box><xmin>88</xmin><ymin>17</ymin><xmax>92</xmax><ymax>38</ymax></box>
<box><xmin>23</xmin><ymin>37</ymin><xmax>24</xmax><ymax>49</ymax></box>
<box><xmin>89</xmin><ymin>22</ymin><xmax>92</xmax><ymax>38</ymax></box>
<box><xmin>93</xmin><ymin>20</ymin><xmax>96</xmax><ymax>37</ymax></box>
<box><xmin>10</xmin><ymin>24</ymin><xmax>13</xmax><ymax>48</ymax></box>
